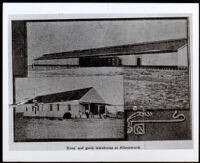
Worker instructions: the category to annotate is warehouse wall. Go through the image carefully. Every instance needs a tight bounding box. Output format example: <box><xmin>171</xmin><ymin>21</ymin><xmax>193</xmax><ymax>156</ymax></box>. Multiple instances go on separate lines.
<box><xmin>119</xmin><ymin>52</ymin><xmax>178</xmax><ymax>66</ymax></box>
<box><xmin>22</xmin><ymin>101</ymin><xmax>82</xmax><ymax>118</ymax></box>
<box><xmin>33</xmin><ymin>58</ymin><xmax>79</xmax><ymax>66</ymax></box>
<box><xmin>118</xmin><ymin>55</ymin><xmax>137</xmax><ymax>65</ymax></box>
<box><xmin>177</xmin><ymin>45</ymin><xmax>188</xmax><ymax>67</ymax></box>
<box><xmin>33</xmin><ymin>48</ymin><xmax>188</xmax><ymax>67</ymax></box>
<box><xmin>141</xmin><ymin>52</ymin><xmax>178</xmax><ymax>66</ymax></box>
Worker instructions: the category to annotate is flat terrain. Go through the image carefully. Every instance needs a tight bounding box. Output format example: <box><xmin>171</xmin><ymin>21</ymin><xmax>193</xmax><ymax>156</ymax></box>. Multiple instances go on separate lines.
<box><xmin>28</xmin><ymin>66</ymin><xmax>123</xmax><ymax>77</ymax></box>
<box><xmin>123</xmin><ymin>68</ymin><xmax>190</xmax><ymax>110</ymax></box>
<box><xmin>15</xmin><ymin>118</ymin><xmax>125</xmax><ymax>141</ymax></box>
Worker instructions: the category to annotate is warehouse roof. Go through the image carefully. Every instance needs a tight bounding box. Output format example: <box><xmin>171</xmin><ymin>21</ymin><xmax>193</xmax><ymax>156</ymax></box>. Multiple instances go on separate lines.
<box><xmin>25</xmin><ymin>87</ymin><xmax>93</xmax><ymax>104</ymax></box>
<box><xmin>35</xmin><ymin>38</ymin><xmax>187</xmax><ymax>60</ymax></box>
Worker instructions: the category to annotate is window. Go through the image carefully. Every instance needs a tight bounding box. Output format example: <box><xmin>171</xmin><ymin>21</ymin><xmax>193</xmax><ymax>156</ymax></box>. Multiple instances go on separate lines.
<box><xmin>68</xmin><ymin>104</ymin><xmax>71</xmax><ymax>111</ymax></box>
<box><xmin>32</xmin><ymin>106</ymin><xmax>34</xmax><ymax>111</ymax></box>
<box><xmin>50</xmin><ymin>104</ymin><xmax>53</xmax><ymax>111</ymax></box>
<box><xmin>37</xmin><ymin>106</ymin><xmax>39</xmax><ymax>112</ymax></box>
<box><xmin>57</xmin><ymin>104</ymin><xmax>60</xmax><ymax>111</ymax></box>
<box><xmin>26</xmin><ymin>107</ymin><xmax>28</xmax><ymax>112</ymax></box>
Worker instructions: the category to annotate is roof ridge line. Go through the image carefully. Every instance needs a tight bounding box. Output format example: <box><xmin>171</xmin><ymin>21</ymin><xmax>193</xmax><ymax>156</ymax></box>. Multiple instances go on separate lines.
<box><xmin>37</xmin><ymin>87</ymin><xmax>93</xmax><ymax>97</ymax></box>
<box><xmin>38</xmin><ymin>37</ymin><xmax>188</xmax><ymax>58</ymax></box>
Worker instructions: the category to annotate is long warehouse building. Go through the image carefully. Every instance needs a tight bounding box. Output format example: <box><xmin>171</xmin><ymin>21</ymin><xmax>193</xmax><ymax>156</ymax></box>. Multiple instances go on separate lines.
<box><xmin>33</xmin><ymin>38</ymin><xmax>188</xmax><ymax>68</ymax></box>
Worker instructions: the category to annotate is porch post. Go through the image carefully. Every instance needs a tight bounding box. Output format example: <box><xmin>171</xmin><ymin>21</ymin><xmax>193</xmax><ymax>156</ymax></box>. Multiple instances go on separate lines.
<box><xmin>98</xmin><ymin>105</ymin><xmax>100</xmax><ymax>118</ymax></box>
<box><xmin>105</xmin><ymin>105</ymin><xmax>107</xmax><ymax>115</ymax></box>
<box><xmin>88</xmin><ymin>103</ymin><xmax>90</xmax><ymax>112</ymax></box>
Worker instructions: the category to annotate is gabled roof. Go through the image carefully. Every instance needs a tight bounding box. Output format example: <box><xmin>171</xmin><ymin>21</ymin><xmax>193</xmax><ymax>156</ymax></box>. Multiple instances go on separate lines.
<box><xmin>25</xmin><ymin>87</ymin><xmax>93</xmax><ymax>104</ymax></box>
<box><xmin>35</xmin><ymin>38</ymin><xmax>187</xmax><ymax>60</ymax></box>
<box><xmin>80</xmin><ymin>87</ymin><xmax>106</xmax><ymax>104</ymax></box>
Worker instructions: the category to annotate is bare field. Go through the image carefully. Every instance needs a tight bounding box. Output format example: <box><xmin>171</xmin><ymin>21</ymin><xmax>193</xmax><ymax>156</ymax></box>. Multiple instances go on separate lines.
<box><xmin>15</xmin><ymin>118</ymin><xmax>125</xmax><ymax>141</ymax></box>
<box><xmin>28</xmin><ymin>66</ymin><xmax>123</xmax><ymax>77</ymax></box>
<box><xmin>123</xmin><ymin>68</ymin><xmax>190</xmax><ymax>110</ymax></box>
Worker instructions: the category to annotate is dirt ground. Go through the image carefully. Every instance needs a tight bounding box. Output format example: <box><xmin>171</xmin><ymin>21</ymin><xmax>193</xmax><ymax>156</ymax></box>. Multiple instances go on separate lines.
<box><xmin>123</xmin><ymin>68</ymin><xmax>190</xmax><ymax>110</ymax></box>
<box><xmin>14</xmin><ymin>117</ymin><xmax>125</xmax><ymax>141</ymax></box>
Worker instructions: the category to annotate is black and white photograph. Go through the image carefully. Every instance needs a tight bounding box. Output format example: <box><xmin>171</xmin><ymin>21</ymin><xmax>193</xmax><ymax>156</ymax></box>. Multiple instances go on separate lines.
<box><xmin>11</xmin><ymin>17</ymin><xmax>191</xmax><ymax>142</ymax></box>
<box><xmin>3</xmin><ymin>2</ymin><xmax>199</xmax><ymax>162</ymax></box>
<box><xmin>14</xmin><ymin>76</ymin><xmax>125</xmax><ymax>141</ymax></box>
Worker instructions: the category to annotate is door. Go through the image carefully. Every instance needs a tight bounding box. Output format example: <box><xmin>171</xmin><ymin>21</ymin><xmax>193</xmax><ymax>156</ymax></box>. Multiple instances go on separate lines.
<box><xmin>137</xmin><ymin>57</ymin><xmax>141</xmax><ymax>66</ymax></box>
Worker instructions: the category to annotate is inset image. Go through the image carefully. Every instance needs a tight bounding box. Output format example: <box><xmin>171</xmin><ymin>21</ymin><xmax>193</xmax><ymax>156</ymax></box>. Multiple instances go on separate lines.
<box><xmin>14</xmin><ymin>76</ymin><xmax>125</xmax><ymax>141</ymax></box>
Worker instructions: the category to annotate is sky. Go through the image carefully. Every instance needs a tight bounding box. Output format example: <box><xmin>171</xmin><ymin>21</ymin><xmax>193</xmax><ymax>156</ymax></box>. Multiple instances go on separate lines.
<box><xmin>27</xmin><ymin>19</ymin><xmax>187</xmax><ymax>65</ymax></box>
<box><xmin>15</xmin><ymin>76</ymin><xmax>124</xmax><ymax>106</ymax></box>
